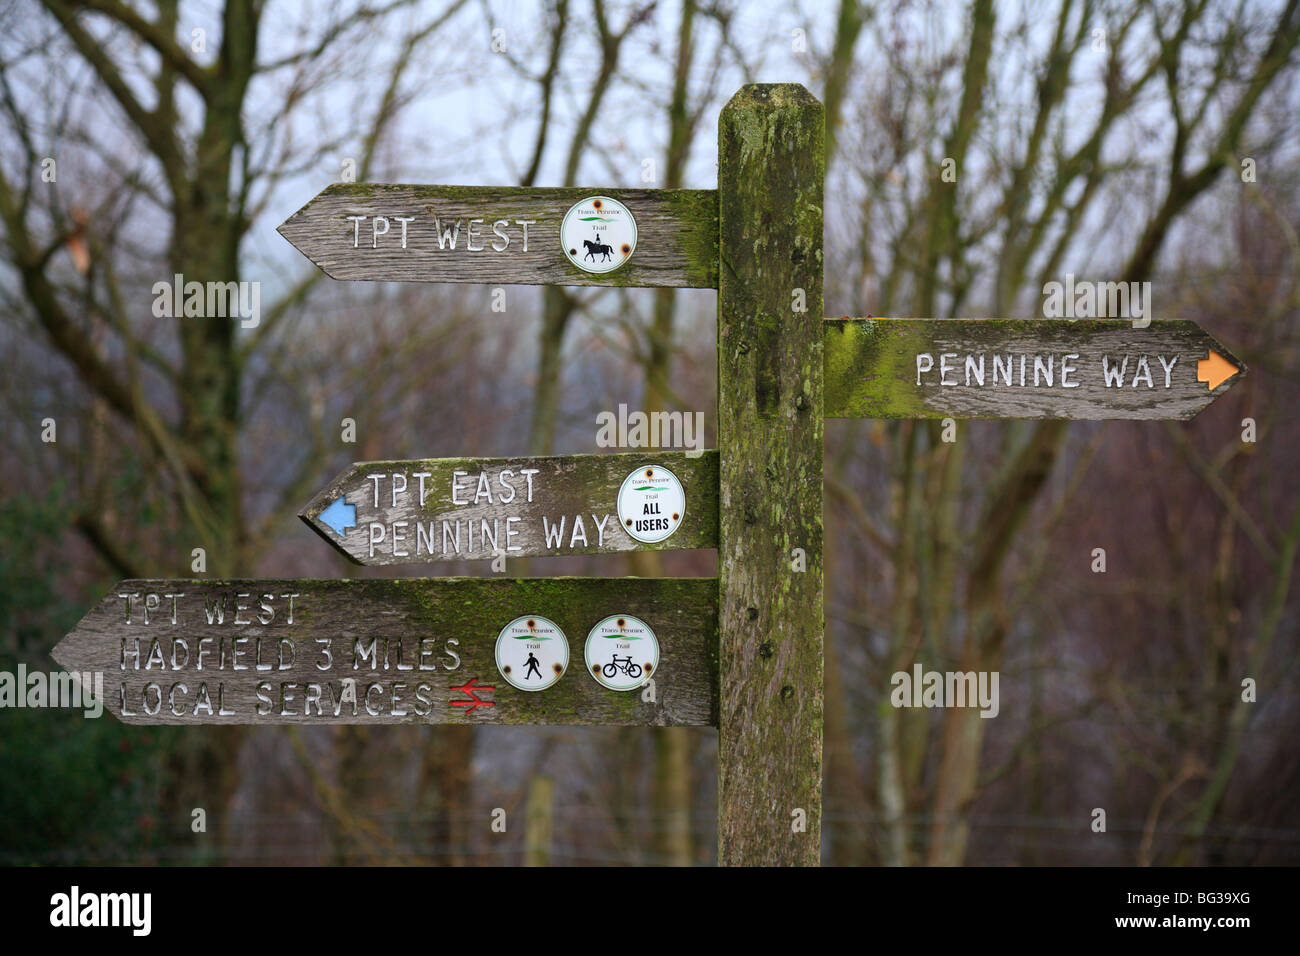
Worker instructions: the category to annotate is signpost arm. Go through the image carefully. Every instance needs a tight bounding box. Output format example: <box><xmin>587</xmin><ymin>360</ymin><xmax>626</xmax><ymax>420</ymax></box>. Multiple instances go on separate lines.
<box><xmin>717</xmin><ymin>84</ymin><xmax>825</xmax><ymax>866</ymax></box>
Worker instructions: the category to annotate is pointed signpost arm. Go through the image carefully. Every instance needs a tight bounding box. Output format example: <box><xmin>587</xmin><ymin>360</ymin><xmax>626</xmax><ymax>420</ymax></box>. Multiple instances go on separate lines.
<box><xmin>276</xmin><ymin>184</ymin><xmax>719</xmax><ymax>289</ymax></box>
<box><xmin>51</xmin><ymin>577</ymin><xmax>718</xmax><ymax>727</ymax></box>
<box><xmin>717</xmin><ymin>85</ymin><xmax>825</xmax><ymax>866</ymax></box>
<box><xmin>823</xmin><ymin>317</ymin><xmax>1245</xmax><ymax>420</ymax></box>
<box><xmin>299</xmin><ymin>449</ymin><xmax>720</xmax><ymax>565</ymax></box>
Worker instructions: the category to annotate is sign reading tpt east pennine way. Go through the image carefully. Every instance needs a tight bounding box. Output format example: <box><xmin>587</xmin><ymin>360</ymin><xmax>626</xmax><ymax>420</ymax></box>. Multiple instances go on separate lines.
<box><xmin>301</xmin><ymin>450</ymin><xmax>716</xmax><ymax>566</ymax></box>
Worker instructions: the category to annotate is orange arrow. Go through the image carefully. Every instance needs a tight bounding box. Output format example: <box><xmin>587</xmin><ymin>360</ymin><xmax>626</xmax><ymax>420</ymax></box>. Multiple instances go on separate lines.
<box><xmin>1197</xmin><ymin>349</ymin><xmax>1239</xmax><ymax>391</ymax></box>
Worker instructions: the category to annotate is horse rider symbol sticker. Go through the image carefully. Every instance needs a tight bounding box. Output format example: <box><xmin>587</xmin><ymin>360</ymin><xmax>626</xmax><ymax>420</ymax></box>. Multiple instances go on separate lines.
<box><xmin>561</xmin><ymin>196</ymin><xmax>637</xmax><ymax>274</ymax></box>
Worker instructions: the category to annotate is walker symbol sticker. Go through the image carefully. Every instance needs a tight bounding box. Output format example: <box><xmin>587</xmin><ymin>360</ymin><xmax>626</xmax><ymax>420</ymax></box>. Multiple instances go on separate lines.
<box><xmin>585</xmin><ymin>615</ymin><xmax>658</xmax><ymax>692</ymax></box>
<box><xmin>561</xmin><ymin>196</ymin><xmax>636</xmax><ymax>274</ymax></box>
<box><xmin>617</xmin><ymin>464</ymin><xmax>685</xmax><ymax>544</ymax></box>
<box><xmin>495</xmin><ymin>615</ymin><xmax>569</xmax><ymax>692</ymax></box>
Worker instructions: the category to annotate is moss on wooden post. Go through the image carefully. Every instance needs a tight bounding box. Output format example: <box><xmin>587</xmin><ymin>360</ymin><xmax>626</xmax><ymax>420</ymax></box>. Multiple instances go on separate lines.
<box><xmin>717</xmin><ymin>84</ymin><xmax>825</xmax><ymax>866</ymax></box>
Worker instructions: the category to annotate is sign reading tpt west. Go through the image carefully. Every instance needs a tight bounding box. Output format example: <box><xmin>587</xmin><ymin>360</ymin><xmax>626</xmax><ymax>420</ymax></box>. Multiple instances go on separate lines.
<box><xmin>277</xmin><ymin>185</ymin><xmax>719</xmax><ymax>288</ymax></box>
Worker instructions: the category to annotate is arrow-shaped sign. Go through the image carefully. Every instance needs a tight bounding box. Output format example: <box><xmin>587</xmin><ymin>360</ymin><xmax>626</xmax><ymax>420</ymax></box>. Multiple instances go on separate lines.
<box><xmin>823</xmin><ymin>318</ymin><xmax>1245</xmax><ymax>420</ymax></box>
<box><xmin>300</xmin><ymin>450</ymin><xmax>718</xmax><ymax>566</ymax></box>
<box><xmin>50</xmin><ymin>578</ymin><xmax>717</xmax><ymax>726</ymax></box>
<box><xmin>277</xmin><ymin>184</ymin><xmax>719</xmax><ymax>288</ymax></box>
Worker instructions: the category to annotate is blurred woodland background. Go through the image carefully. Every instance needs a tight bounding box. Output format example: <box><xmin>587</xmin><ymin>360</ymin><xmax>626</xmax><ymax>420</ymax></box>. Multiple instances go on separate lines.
<box><xmin>1</xmin><ymin>0</ymin><xmax>1298</xmax><ymax>865</ymax></box>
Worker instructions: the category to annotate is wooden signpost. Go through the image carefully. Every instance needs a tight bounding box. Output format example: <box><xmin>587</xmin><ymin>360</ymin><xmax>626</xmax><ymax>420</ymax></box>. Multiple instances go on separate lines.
<box><xmin>52</xmin><ymin>83</ymin><xmax>1245</xmax><ymax>867</ymax></box>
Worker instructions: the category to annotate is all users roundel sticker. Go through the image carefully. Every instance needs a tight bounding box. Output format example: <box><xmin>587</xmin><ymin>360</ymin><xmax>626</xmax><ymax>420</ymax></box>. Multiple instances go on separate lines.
<box><xmin>617</xmin><ymin>464</ymin><xmax>685</xmax><ymax>544</ymax></box>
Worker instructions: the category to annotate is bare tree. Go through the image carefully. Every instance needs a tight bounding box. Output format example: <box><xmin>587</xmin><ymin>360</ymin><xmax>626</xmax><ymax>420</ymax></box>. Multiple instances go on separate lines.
<box><xmin>0</xmin><ymin>0</ymin><xmax>474</xmax><ymax>853</ymax></box>
<box><xmin>824</xmin><ymin>0</ymin><xmax>1300</xmax><ymax>865</ymax></box>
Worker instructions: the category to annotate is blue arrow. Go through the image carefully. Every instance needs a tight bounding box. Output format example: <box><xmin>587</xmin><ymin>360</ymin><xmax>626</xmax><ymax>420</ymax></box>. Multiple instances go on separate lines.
<box><xmin>319</xmin><ymin>496</ymin><xmax>356</xmax><ymax>537</ymax></box>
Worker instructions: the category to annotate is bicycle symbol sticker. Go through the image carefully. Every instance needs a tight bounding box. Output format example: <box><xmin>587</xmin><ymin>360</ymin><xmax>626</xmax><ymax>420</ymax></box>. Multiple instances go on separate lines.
<box><xmin>585</xmin><ymin>614</ymin><xmax>659</xmax><ymax>692</ymax></box>
<box><xmin>495</xmin><ymin>615</ymin><xmax>569</xmax><ymax>692</ymax></box>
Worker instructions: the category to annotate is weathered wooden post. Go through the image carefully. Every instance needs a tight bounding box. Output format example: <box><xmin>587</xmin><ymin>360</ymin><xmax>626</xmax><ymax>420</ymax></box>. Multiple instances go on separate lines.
<box><xmin>717</xmin><ymin>84</ymin><xmax>825</xmax><ymax>866</ymax></box>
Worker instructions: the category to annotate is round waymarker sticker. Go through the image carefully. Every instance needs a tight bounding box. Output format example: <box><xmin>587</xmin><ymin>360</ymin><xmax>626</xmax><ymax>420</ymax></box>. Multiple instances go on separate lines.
<box><xmin>617</xmin><ymin>464</ymin><xmax>685</xmax><ymax>544</ymax></box>
<box><xmin>561</xmin><ymin>196</ymin><xmax>636</xmax><ymax>274</ymax></box>
<box><xmin>585</xmin><ymin>615</ymin><xmax>659</xmax><ymax>691</ymax></box>
<box><xmin>495</xmin><ymin>616</ymin><xmax>568</xmax><ymax>692</ymax></box>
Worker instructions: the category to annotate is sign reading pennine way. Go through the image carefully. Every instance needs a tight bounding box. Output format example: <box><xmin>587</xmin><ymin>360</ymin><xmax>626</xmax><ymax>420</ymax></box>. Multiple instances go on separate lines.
<box><xmin>824</xmin><ymin>318</ymin><xmax>1242</xmax><ymax>420</ymax></box>
<box><xmin>48</xmin><ymin>84</ymin><xmax>1247</xmax><ymax>868</ymax></box>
